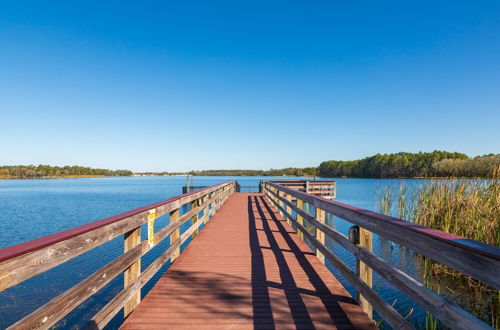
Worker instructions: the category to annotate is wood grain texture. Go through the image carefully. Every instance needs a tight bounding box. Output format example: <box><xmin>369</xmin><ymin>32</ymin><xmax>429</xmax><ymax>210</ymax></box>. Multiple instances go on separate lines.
<box><xmin>357</xmin><ymin>228</ymin><xmax>372</xmax><ymax>319</ymax></box>
<box><xmin>170</xmin><ymin>208</ymin><xmax>180</xmax><ymax>262</ymax></box>
<box><xmin>265</xmin><ymin>184</ymin><xmax>491</xmax><ymax>330</ymax></box>
<box><xmin>265</xmin><ymin>189</ymin><xmax>411</xmax><ymax>330</ymax></box>
<box><xmin>264</xmin><ymin>182</ymin><xmax>500</xmax><ymax>289</ymax></box>
<box><xmin>7</xmin><ymin>243</ymin><xmax>144</xmax><ymax>330</ymax></box>
<box><xmin>0</xmin><ymin>181</ymin><xmax>235</xmax><ymax>292</ymax></box>
<box><xmin>124</xmin><ymin>228</ymin><xmax>141</xmax><ymax>317</ymax></box>
<box><xmin>120</xmin><ymin>193</ymin><xmax>376</xmax><ymax>330</ymax></box>
<box><xmin>315</xmin><ymin>207</ymin><xmax>326</xmax><ymax>264</ymax></box>
<box><xmin>90</xmin><ymin>189</ymin><xmax>234</xmax><ymax>329</ymax></box>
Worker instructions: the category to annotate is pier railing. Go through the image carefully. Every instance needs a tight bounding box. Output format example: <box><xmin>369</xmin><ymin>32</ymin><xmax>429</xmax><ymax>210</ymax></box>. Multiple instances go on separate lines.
<box><xmin>262</xmin><ymin>181</ymin><xmax>500</xmax><ymax>330</ymax></box>
<box><xmin>265</xmin><ymin>179</ymin><xmax>336</xmax><ymax>199</ymax></box>
<box><xmin>0</xmin><ymin>180</ymin><xmax>236</xmax><ymax>329</ymax></box>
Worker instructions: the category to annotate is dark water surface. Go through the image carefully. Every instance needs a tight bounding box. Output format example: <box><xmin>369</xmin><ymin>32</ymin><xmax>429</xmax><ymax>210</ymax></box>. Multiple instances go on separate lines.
<box><xmin>0</xmin><ymin>176</ymin><xmax>428</xmax><ymax>329</ymax></box>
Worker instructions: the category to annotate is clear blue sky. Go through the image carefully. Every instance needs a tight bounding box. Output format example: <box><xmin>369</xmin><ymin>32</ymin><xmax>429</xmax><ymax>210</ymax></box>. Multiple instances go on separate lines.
<box><xmin>1</xmin><ymin>1</ymin><xmax>499</xmax><ymax>172</ymax></box>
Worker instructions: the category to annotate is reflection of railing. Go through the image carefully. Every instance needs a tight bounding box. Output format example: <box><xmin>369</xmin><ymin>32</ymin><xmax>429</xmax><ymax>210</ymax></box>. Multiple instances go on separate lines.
<box><xmin>262</xmin><ymin>180</ymin><xmax>499</xmax><ymax>330</ymax></box>
<box><xmin>0</xmin><ymin>181</ymin><xmax>236</xmax><ymax>329</ymax></box>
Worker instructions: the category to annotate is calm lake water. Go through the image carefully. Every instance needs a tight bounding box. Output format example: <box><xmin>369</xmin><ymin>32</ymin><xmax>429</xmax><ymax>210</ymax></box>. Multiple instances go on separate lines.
<box><xmin>0</xmin><ymin>176</ymin><xmax>430</xmax><ymax>329</ymax></box>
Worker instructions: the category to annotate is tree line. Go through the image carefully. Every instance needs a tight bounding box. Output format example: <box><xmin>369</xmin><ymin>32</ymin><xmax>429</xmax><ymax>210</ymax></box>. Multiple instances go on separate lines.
<box><xmin>0</xmin><ymin>165</ymin><xmax>133</xmax><ymax>179</ymax></box>
<box><xmin>187</xmin><ymin>167</ymin><xmax>318</xmax><ymax>177</ymax></box>
<box><xmin>318</xmin><ymin>151</ymin><xmax>500</xmax><ymax>178</ymax></box>
<box><xmin>3</xmin><ymin>151</ymin><xmax>498</xmax><ymax>180</ymax></box>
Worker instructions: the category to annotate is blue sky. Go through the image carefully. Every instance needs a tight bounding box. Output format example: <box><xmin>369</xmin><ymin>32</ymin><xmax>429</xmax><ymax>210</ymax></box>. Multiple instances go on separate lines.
<box><xmin>1</xmin><ymin>1</ymin><xmax>499</xmax><ymax>172</ymax></box>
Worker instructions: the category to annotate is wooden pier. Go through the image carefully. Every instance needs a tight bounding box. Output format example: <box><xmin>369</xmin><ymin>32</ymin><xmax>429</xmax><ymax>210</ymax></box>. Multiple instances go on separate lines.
<box><xmin>121</xmin><ymin>193</ymin><xmax>374</xmax><ymax>329</ymax></box>
<box><xmin>0</xmin><ymin>180</ymin><xmax>499</xmax><ymax>329</ymax></box>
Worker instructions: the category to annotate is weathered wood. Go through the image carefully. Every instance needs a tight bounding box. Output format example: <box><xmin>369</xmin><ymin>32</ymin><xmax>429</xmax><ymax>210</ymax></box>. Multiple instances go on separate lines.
<box><xmin>169</xmin><ymin>208</ymin><xmax>180</xmax><ymax>262</ymax></box>
<box><xmin>296</xmin><ymin>199</ymin><xmax>304</xmax><ymax>240</ymax></box>
<box><xmin>1</xmin><ymin>181</ymin><xmax>235</xmax><ymax>330</ymax></box>
<box><xmin>0</xmin><ymin>211</ymin><xmax>149</xmax><ymax>292</ymax></box>
<box><xmin>7</xmin><ymin>243</ymin><xmax>144</xmax><ymax>330</ymax></box>
<box><xmin>121</xmin><ymin>193</ymin><xmax>376</xmax><ymax>330</ymax></box>
<box><xmin>7</xmin><ymin>205</ymin><xmax>207</xmax><ymax>330</ymax></box>
<box><xmin>0</xmin><ymin>181</ymin><xmax>235</xmax><ymax>292</ymax></box>
<box><xmin>191</xmin><ymin>199</ymin><xmax>199</xmax><ymax>239</ymax></box>
<box><xmin>123</xmin><ymin>227</ymin><xmax>141</xmax><ymax>317</ymax></box>
<box><xmin>90</xmin><ymin>238</ymin><xmax>182</xmax><ymax>329</ymax></box>
<box><xmin>285</xmin><ymin>193</ymin><xmax>292</xmax><ymax>226</ymax></box>
<box><xmin>91</xmin><ymin>188</ymin><xmax>231</xmax><ymax>329</ymax></box>
<box><xmin>315</xmin><ymin>207</ymin><xmax>325</xmax><ymax>264</ymax></box>
<box><xmin>265</xmin><ymin>191</ymin><xmax>412</xmax><ymax>329</ymax></box>
<box><xmin>265</xmin><ymin>185</ymin><xmax>491</xmax><ymax>330</ymax></box>
<box><xmin>357</xmin><ymin>227</ymin><xmax>373</xmax><ymax>319</ymax></box>
<box><xmin>265</xmin><ymin>181</ymin><xmax>500</xmax><ymax>289</ymax></box>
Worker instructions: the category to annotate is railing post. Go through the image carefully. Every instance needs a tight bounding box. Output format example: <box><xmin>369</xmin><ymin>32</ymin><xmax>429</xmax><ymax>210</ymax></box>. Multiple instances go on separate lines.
<box><xmin>357</xmin><ymin>228</ymin><xmax>373</xmax><ymax>319</ymax></box>
<box><xmin>209</xmin><ymin>192</ymin><xmax>215</xmax><ymax>218</ymax></box>
<box><xmin>285</xmin><ymin>193</ymin><xmax>292</xmax><ymax>225</ymax></box>
<box><xmin>202</xmin><ymin>194</ymin><xmax>210</xmax><ymax>224</ymax></box>
<box><xmin>315</xmin><ymin>208</ymin><xmax>325</xmax><ymax>264</ymax></box>
<box><xmin>296</xmin><ymin>199</ymin><xmax>304</xmax><ymax>240</ymax></box>
<box><xmin>278</xmin><ymin>190</ymin><xmax>285</xmax><ymax>216</ymax></box>
<box><xmin>123</xmin><ymin>227</ymin><xmax>141</xmax><ymax>317</ymax></box>
<box><xmin>191</xmin><ymin>198</ymin><xmax>199</xmax><ymax>239</ymax></box>
<box><xmin>170</xmin><ymin>208</ymin><xmax>180</xmax><ymax>262</ymax></box>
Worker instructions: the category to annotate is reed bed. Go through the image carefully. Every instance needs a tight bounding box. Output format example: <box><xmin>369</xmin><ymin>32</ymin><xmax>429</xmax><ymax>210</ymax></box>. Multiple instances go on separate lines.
<box><xmin>376</xmin><ymin>171</ymin><xmax>499</xmax><ymax>328</ymax></box>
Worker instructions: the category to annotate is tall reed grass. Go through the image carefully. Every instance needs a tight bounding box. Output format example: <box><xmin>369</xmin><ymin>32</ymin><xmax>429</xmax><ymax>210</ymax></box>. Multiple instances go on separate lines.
<box><xmin>376</xmin><ymin>169</ymin><xmax>499</xmax><ymax>328</ymax></box>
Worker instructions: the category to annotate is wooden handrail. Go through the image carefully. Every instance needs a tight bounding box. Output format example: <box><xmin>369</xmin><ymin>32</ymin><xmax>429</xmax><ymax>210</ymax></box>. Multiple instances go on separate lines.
<box><xmin>262</xmin><ymin>181</ymin><xmax>498</xmax><ymax>330</ymax></box>
<box><xmin>1</xmin><ymin>180</ymin><xmax>236</xmax><ymax>330</ymax></box>
<box><xmin>0</xmin><ymin>181</ymin><xmax>233</xmax><ymax>263</ymax></box>
<box><xmin>264</xmin><ymin>181</ymin><xmax>500</xmax><ymax>283</ymax></box>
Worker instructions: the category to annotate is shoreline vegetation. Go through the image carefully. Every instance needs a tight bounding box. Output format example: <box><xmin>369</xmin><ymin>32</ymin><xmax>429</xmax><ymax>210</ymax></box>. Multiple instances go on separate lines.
<box><xmin>2</xmin><ymin>151</ymin><xmax>499</xmax><ymax>180</ymax></box>
<box><xmin>377</xmin><ymin>173</ymin><xmax>499</xmax><ymax>328</ymax></box>
<box><xmin>0</xmin><ymin>165</ymin><xmax>132</xmax><ymax>179</ymax></box>
<box><xmin>149</xmin><ymin>151</ymin><xmax>500</xmax><ymax>178</ymax></box>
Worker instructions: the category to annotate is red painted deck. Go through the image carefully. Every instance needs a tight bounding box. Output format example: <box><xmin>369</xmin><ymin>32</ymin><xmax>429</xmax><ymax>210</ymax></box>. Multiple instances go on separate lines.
<box><xmin>121</xmin><ymin>193</ymin><xmax>376</xmax><ymax>329</ymax></box>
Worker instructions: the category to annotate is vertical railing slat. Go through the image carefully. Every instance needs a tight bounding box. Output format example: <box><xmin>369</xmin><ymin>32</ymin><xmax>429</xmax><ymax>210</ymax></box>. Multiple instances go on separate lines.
<box><xmin>357</xmin><ymin>228</ymin><xmax>373</xmax><ymax>319</ymax></box>
<box><xmin>123</xmin><ymin>227</ymin><xmax>141</xmax><ymax>317</ymax></box>
<box><xmin>315</xmin><ymin>207</ymin><xmax>325</xmax><ymax>264</ymax></box>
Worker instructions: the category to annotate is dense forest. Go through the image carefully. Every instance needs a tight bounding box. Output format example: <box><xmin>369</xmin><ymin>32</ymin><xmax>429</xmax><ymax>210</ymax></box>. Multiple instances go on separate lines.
<box><xmin>3</xmin><ymin>151</ymin><xmax>499</xmax><ymax>180</ymax></box>
<box><xmin>0</xmin><ymin>165</ymin><xmax>132</xmax><ymax>179</ymax></box>
<box><xmin>187</xmin><ymin>167</ymin><xmax>317</xmax><ymax>177</ymax></box>
<box><xmin>318</xmin><ymin>151</ymin><xmax>500</xmax><ymax>178</ymax></box>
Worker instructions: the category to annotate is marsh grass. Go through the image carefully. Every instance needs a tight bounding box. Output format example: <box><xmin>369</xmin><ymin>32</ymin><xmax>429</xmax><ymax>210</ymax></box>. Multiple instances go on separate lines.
<box><xmin>377</xmin><ymin>170</ymin><xmax>499</xmax><ymax>328</ymax></box>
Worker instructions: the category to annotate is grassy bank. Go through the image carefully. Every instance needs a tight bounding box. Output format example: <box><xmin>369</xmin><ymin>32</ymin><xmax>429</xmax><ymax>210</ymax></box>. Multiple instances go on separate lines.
<box><xmin>377</xmin><ymin>173</ymin><xmax>499</xmax><ymax>328</ymax></box>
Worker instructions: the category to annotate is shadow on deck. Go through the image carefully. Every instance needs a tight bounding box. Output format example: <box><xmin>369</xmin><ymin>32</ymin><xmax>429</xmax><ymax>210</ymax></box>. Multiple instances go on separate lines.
<box><xmin>120</xmin><ymin>193</ymin><xmax>375</xmax><ymax>329</ymax></box>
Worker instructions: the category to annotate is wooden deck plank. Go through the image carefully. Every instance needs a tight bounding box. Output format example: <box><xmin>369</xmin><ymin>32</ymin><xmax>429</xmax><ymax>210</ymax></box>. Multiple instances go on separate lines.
<box><xmin>121</xmin><ymin>193</ymin><xmax>376</xmax><ymax>329</ymax></box>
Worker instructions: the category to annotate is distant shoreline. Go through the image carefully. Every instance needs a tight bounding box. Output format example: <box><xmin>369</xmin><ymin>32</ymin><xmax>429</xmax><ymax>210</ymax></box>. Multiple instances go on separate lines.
<box><xmin>1</xmin><ymin>174</ymin><xmax>495</xmax><ymax>180</ymax></box>
<box><xmin>0</xmin><ymin>175</ymin><xmax>111</xmax><ymax>180</ymax></box>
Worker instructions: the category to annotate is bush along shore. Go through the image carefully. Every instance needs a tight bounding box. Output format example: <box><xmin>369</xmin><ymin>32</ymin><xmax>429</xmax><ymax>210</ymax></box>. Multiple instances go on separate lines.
<box><xmin>377</xmin><ymin>170</ymin><xmax>499</xmax><ymax>328</ymax></box>
<box><xmin>0</xmin><ymin>165</ymin><xmax>132</xmax><ymax>179</ymax></box>
<box><xmin>319</xmin><ymin>151</ymin><xmax>500</xmax><ymax>178</ymax></box>
<box><xmin>144</xmin><ymin>151</ymin><xmax>500</xmax><ymax>179</ymax></box>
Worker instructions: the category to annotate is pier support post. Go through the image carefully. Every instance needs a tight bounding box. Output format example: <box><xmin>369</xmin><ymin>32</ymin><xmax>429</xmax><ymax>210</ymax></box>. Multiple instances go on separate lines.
<box><xmin>297</xmin><ymin>199</ymin><xmax>304</xmax><ymax>239</ymax></box>
<box><xmin>124</xmin><ymin>227</ymin><xmax>141</xmax><ymax>318</ymax></box>
<box><xmin>202</xmin><ymin>194</ymin><xmax>210</xmax><ymax>224</ymax></box>
<box><xmin>191</xmin><ymin>199</ymin><xmax>199</xmax><ymax>239</ymax></box>
<box><xmin>208</xmin><ymin>192</ymin><xmax>215</xmax><ymax>218</ymax></box>
<box><xmin>170</xmin><ymin>208</ymin><xmax>180</xmax><ymax>262</ymax></box>
<box><xmin>315</xmin><ymin>208</ymin><xmax>325</xmax><ymax>264</ymax></box>
<box><xmin>357</xmin><ymin>228</ymin><xmax>373</xmax><ymax>319</ymax></box>
<box><xmin>285</xmin><ymin>193</ymin><xmax>292</xmax><ymax>226</ymax></box>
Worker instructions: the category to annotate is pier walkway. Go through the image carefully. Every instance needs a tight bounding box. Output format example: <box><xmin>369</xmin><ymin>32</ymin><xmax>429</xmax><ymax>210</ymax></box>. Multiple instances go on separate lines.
<box><xmin>121</xmin><ymin>193</ymin><xmax>375</xmax><ymax>329</ymax></box>
<box><xmin>1</xmin><ymin>180</ymin><xmax>498</xmax><ymax>330</ymax></box>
